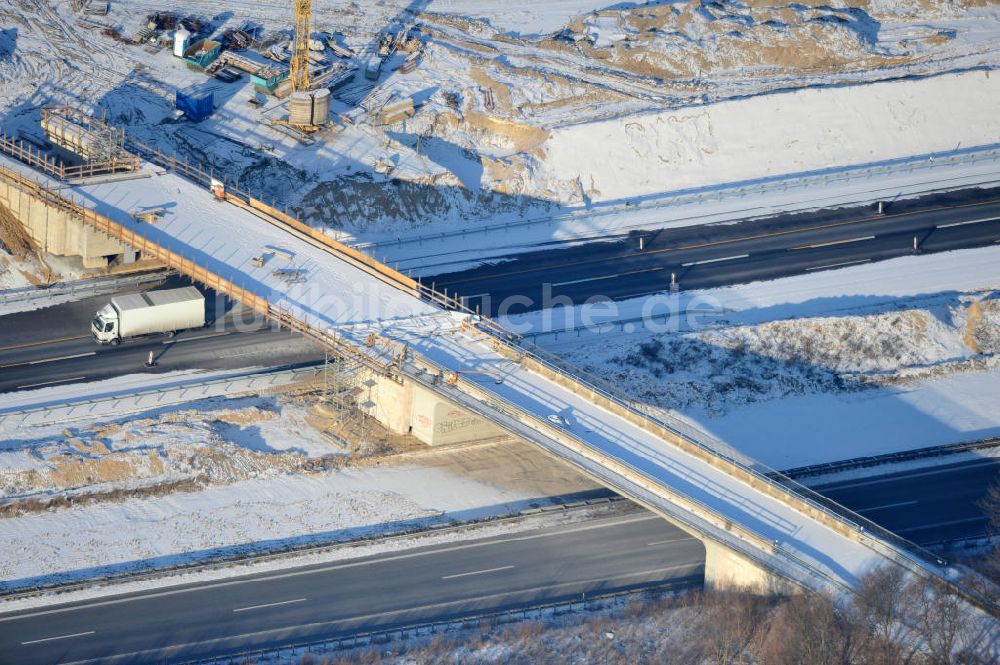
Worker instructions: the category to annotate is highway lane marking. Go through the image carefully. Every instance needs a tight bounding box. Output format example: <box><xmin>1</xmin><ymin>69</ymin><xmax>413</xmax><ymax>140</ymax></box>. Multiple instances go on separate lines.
<box><xmin>552</xmin><ymin>267</ymin><xmax>664</xmax><ymax>288</ymax></box>
<box><xmin>0</xmin><ymin>351</ymin><xmax>95</xmax><ymax>369</ymax></box>
<box><xmin>232</xmin><ymin>598</ymin><xmax>307</xmax><ymax>613</ymax></box>
<box><xmin>681</xmin><ymin>254</ymin><xmax>748</xmax><ymax>267</ymax></box>
<box><xmin>0</xmin><ymin>334</ymin><xmax>89</xmax><ymax>352</ymax></box>
<box><xmin>647</xmin><ymin>537</ymin><xmax>691</xmax><ymax>546</ymax></box>
<box><xmin>857</xmin><ymin>500</ymin><xmax>918</xmax><ymax>513</ymax></box>
<box><xmin>815</xmin><ymin>458</ymin><xmax>1000</xmax><ymax>491</ymax></box>
<box><xmin>21</xmin><ymin>630</ymin><xmax>95</xmax><ymax>645</ymax></box>
<box><xmin>162</xmin><ymin>331</ymin><xmax>232</xmax><ymax>345</ymax></box>
<box><xmin>442</xmin><ymin>565</ymin><xmax>514</xmax><ymax>580</ymax></box>
<box><xmin>18</xmin><ymin>376</ymin><xmax>87</xmax><ymax>389</ymax></box>
<box><xmin>0</xmin><ymin>514</ymin><xmax>670</xmax><ymax>622</ymax></box>
<box><xmin>54</xmin><ymin>563</ymin><xmax>703</xmax><ymax>665</ymax></box>
<box><xmin>805</xmin><ymin>259</ymin><xmax>871</xmax><ymax>271</ymax></box>
<box><xmin>896</xmin><ymin>516</ymin><xmax>986</xmax><ymax>534</ymax></box>
<box><xmin>936</xmin><ymin>216</ymin><xmax>999</xmax><ymax>229</ymax></box>
<box><xmin>790</xmin><ymin>235</ymin><xmax>874</xmax><ymax>250</ymax></box>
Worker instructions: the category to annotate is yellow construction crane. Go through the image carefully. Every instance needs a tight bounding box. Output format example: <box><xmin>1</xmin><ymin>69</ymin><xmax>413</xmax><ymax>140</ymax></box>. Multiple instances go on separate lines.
<box><xmin>290</xmin><ymin>0</ymin><xmax>312</xmax><ymax>92</ymax></box>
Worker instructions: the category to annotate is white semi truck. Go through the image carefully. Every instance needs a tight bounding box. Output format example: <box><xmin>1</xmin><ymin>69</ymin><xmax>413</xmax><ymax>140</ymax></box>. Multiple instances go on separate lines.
<box><xmin>91</xmin><ymin>286</ymin><xmax>205</xmax><ymax>345</ymax></box>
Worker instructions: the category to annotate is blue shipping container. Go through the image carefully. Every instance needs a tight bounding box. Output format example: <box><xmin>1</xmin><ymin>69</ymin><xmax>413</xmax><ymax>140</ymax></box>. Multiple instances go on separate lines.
<box><xmin>175</xmin><ymin>91</ymin><xmax>214</xmax><ymax>122</ymax></box>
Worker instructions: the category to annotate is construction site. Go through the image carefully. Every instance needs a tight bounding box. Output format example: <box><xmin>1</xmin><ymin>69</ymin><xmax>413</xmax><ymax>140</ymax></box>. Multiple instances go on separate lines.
<box><xmin>1</xmin><ymin>1</ymin><xmax>1000</xmax><ymax>664</ymax></box>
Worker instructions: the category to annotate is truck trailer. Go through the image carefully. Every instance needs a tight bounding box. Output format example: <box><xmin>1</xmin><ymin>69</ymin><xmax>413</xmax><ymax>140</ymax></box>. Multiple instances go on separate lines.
<box><xmin>91</xmin><ymin>287</ymin><xmax>205</xmax><ymax>345</ymax></box>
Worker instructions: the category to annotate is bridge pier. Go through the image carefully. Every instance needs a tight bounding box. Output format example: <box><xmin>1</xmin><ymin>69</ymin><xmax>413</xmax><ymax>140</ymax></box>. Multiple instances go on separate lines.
<box><xmin>365</xmin><ymin>373</ymin><xmax>507</xmax><ymax>446</ymax></box>
<box><xmin>365</xmin><ymin>372</ymin><xmax>799</xmax><ymax>594</ymax></box>
<box><xmin>0</xmin><ymin>178</ymin><xmax>128</xmax><ymax>269</ymax></box>
<box><xmin>702</xmin><ymin>539</ymin><xmax>797</xmax><ymax>594</ymax></box>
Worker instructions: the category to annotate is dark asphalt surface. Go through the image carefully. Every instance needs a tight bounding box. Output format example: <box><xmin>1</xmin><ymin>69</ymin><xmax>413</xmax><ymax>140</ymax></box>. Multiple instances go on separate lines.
<box><xmin>0</xmin><ymin>514</ymin><xmax>704</xmax><ymax>665</ymax></box>
<box><xmin>0</xmin><ymin>279</ymin><xmax>324</xmax><ymax>395</ymax></box>
<box><xmin>816</xmin><ymin>457</ymin><xmax>1000</xmax><ymax>546</ymax></box>
<box><xmin>428</xmin><ymin>190</ymin><xmax>1000</xmax><ymax>316</ymax></box>
<box><xmin>0</xmin><ymin>457</ymin><xmax>995</xmax><ymax>664</ymax></box>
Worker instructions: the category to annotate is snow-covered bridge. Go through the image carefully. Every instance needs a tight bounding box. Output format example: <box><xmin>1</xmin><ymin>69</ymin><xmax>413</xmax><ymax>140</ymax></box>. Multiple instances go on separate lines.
<box><xmin>0</xmin><ymin>149</ymin><xmax>979</xmax><ymax>600</ymax></box>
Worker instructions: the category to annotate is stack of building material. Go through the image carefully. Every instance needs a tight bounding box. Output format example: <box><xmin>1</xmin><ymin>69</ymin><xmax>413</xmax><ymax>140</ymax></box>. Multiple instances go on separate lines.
<box><xmin>379</xmin><ymin>98</ymin><xmax>415</xmax><ymax>125</ymax></box>
<box><xmin>400</xmin><ymin>51</ymin><xmax>420</xmax><ymax>74</ymax></box>
<box><xmin>83</xmin><ymin>0</ymin><xmax>109</xmax><ymax>15</ymax></box>
<box><xmin>327</xmin><ymin>39</ymin><xmax>354</xmax><ymax>59</ymax></box>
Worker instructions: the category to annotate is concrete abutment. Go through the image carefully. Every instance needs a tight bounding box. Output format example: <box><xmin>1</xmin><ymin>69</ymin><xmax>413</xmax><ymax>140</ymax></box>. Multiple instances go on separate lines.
<box><xmin>0</xmin><ymin>178</ymin><xmax>128</xmax><ymax>268</ymax></box>
<box><xmin>366</xmin><ymin>372</ymin><xmax>507</xmax><ymax>446</ymax></box>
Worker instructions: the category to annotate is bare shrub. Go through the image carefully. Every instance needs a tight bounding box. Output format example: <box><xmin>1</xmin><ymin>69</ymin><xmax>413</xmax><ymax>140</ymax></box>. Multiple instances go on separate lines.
<box><xmin>702</xmin><ymin>590</ymin><xmax>771</xmax><ymax>665</ymax></box>
<box><xmin>850</xmin><ymin>565</ymin><xmax>913</xmax><ymax>662</ymax></box>
<box><xmin>759</xmin><ymin>593</ymin><xmax>862</xmax><ymax>665</ymax></box>
<box><xmin>907</xmin><ymin>577</ymin><xmax>989</xmax><ymax>665</ymax></box>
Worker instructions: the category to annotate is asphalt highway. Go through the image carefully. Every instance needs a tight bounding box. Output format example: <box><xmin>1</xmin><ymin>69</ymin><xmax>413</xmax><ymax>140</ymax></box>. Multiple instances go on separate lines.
<box><xmin>816</xmin><ymin>457</ymin><xmax>1000</xmax><ymax>545</ymax></box>
<box><xmin>0</xmin><ymin>283</ymin><xmax>323</xmax><ymax>395</ymax></box>
<box><xmin>0</xmin><ymin>457</ymin><xmax>995</xmax><ymax>664</ymax></box>
<box><xmin>429</xmin><ymin>194</ymin><xmax>1000</xmax><ymax>316</ymax></box>
<box><xmin>0</xmin><ymin>514</ymin><xmax>705</xmax><ymax>665</ymax></box>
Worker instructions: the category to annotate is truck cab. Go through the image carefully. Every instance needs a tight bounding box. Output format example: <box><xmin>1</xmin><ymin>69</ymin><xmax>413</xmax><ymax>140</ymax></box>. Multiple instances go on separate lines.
<box><xmin>91</xmin><ymin>303</ymin><xmax>120</xmax><ymax>345</ymax></box>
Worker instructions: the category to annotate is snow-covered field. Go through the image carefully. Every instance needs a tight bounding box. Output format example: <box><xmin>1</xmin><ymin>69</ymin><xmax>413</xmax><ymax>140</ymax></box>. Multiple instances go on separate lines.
<box><xmin>0</xmin><ymin>387</ymin><xmax>596</xmax><ymax>590</ymax></box>
<box><xmin>510</xmin><ymin>245</ymin><xmax>1000</xmax><ymax>469</ymax></box>
<box><xmin>538</xmin><ymin>70</ymin><xmax>1000</xmax><ymax>205</ymax></box>
<box><xmin>1</xmin><ymin>0</ymin><xmax>998</xmax><ymax>239</ymax></box>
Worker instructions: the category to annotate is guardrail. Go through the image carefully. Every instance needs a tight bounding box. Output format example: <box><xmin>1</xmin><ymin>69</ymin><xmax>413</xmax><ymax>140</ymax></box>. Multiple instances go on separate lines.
<box><xmin>0</xmin><ymin>492</ymin><xmax>628</xmax><ymax>601</ymax></box>
<box><xmin>0</xmin><ymin>365</ymin><xmax>323</xmax><ymax>428</ymax></box>
<box><xmin>783</xmin><ymin>436</ymin><xmax>1000</xmax><ymax>480</ymax></box>
<box><xmin>362</xmin><ymin>144</ymin><xmax>1000</xmax><ymax>254</ymax></box>
<box><xmin>0</xmin><ymin>269</ymin><xmax>172</xmax><ymax>305</ymax></box>
<box><xmin>0</xmin><ymin>132</ymin><xmax>140</xmax><ymax>181</ymax></box>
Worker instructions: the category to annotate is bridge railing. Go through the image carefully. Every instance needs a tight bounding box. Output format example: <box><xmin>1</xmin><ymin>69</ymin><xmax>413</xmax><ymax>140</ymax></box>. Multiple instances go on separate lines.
<box><xmin>473</xmin><ymin>319</ymin><xmax>951</xmax><ymax>571</ymax></box>
<box><xmin>3</xmin><ymin>157</ymin><xmax>996</xmax><ymax>612</ymax></box>
<box><xmin>406</xmin><ymin>356</ymin><xmax>854</xmax><ymax>596</ymax></box>
<box><xmin>0</xmin><ymin>146</ymin><xmax>957</xmax><ymax>576</ymax></box>
<box><xmin>438</xmin><ymin>328</ymin><xmax>1000</xmax><ymax>613</ymax></box>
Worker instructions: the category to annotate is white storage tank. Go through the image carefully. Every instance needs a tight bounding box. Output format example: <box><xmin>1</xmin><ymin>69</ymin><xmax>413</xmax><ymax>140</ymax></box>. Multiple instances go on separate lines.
<box><xmin>289</xmin><ymin>91</ymin><xmax>314</xmax><ymax>126</ymax></box>
<box><xmin>311</xmin><ymin>88</ymin><xmax>330</xmax><ymax>126</ymax></box>
<box><xmin>173</xmin><ymin>27</ymin><xmax>191</xmax><ymax>58</ymax></box>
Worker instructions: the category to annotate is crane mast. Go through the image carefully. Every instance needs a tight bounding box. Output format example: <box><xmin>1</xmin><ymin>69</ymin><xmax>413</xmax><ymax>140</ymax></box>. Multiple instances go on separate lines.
<box><xmin>290</xmin><ymin>0</ymin><xmax>312</xmax><ymax>92</ymax></box>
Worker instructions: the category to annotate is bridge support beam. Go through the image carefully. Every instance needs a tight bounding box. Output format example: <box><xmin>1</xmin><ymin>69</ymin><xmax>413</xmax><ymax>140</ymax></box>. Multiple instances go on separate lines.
<box><xmin>702</xmin><ymin>539</ymin><xmax>798</xmax><ymax>594</ymax></box>
<box><xmin>366</xmin><ymin>373</ymin><xmax>506</xmax><ymax>446</ymax></box>
<box><xmin>0</xmin><ymin>177</ymin><xmax>128</xmax><ymax>268</ymax></box>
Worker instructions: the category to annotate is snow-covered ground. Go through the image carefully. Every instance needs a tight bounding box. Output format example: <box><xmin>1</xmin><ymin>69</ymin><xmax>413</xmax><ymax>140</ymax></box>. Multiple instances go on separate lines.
<box><xmin>0</xmin><ymin>462</ymin><xmax>543</xmax><ymax>589</ymax></box>
<box><xmin>537</xmin><ymin>70</ymin><xmax>1000</xmax><ymax>205</ymax></box>
<box><xmin>2</xmin><ymin>0</ymin><xmax>999</xmax><ymax>239</ymax></box>
<box><xmin>506</xmin><ymin>245</ymin><xmax>1000</xmax><ymax>470</ymax></box>
<box><xmin>0</xmin><ymin>384</ymin><xmax>597</xmax><ymax>591</ymax></box>
<box><xmin>1</xmin><ymin>0</ymin><xmax>997</xmax><ymax>602</ymax></box>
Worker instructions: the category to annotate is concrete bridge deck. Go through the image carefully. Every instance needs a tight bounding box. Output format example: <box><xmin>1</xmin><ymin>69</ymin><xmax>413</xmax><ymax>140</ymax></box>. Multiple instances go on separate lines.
<box><xmin>0</xmin><ymin>151</ymin><xmax>983</xmax><ymax>603</ymax></box>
